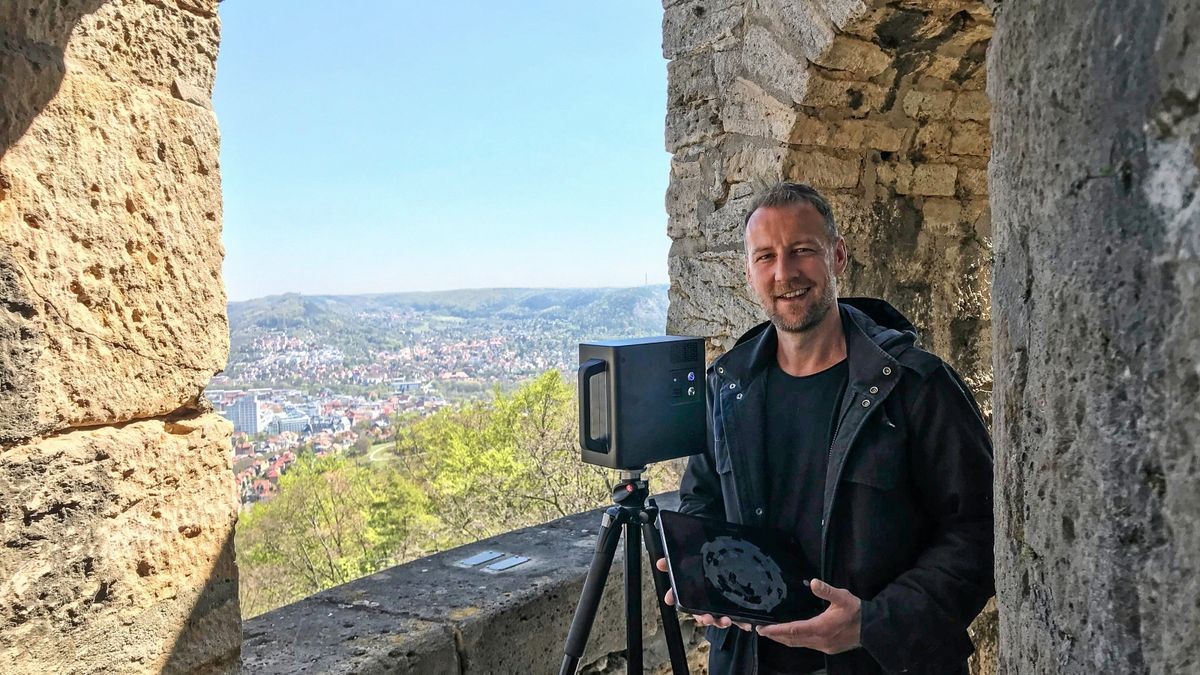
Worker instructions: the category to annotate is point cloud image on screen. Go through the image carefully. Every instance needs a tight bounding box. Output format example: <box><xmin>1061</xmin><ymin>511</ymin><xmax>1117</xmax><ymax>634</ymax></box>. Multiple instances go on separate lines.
<box><xmin>700</xmin><ymin>535</ymin><xmax>787</xmax><ymax>612</ymax></box>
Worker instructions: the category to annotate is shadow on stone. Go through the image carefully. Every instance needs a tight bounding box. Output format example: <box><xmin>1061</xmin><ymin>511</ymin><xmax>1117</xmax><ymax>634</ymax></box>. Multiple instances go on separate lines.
<box><xmin>0</xmin><ymin>412</ymin><xmax>239</xmax><ymax>672</ymax></box>
<box><xmin>0</xmin><ymin>1</ymin><xmax>107</xmax><ymax>163</ymax></box>
<box><xmin>0</xmin><ymin>1</ymin><xmax>109</xmax><ymax>444</ymax></box>
<box><xmin>162</xmin><ymin>528</ymin><xmax>241</xmax><ymax>674</ymax></box>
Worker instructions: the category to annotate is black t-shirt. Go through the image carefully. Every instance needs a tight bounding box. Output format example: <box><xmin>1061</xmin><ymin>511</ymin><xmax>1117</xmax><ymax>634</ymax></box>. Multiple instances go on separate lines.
<box><xmin>758</xmin><ymin>358</ymin><xmax>848</xmax><ymax>674</ymax></box>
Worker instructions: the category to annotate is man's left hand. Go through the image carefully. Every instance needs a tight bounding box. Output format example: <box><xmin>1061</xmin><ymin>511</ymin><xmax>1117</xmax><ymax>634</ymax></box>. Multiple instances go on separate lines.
<box><xmin>755</xmin><ymin>579</ymin><xmax>862</xmax><ymax>654</ymax></box>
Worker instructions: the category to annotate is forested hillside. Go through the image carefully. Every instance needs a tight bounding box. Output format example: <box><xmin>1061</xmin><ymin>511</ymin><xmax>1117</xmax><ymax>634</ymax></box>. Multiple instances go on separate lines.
<box><xmin>236</xmin><ymin>372</ymin><xmax>684</xmax><ymax>617</ymax></box>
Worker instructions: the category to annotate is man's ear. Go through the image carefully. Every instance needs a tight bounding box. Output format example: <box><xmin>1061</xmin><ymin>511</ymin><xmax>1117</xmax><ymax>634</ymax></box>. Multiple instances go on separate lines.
<box><xmin>833</xmin><ymin>237</ymin><xmax>848</xmax><ymax>276</ymax></box>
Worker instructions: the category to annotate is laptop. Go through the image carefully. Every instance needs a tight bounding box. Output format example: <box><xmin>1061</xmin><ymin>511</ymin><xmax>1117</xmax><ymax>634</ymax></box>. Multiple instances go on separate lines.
<box><xmin>657</xmin><ymin>509</ymin><xmax>824</xmax><ymax>626</ymax></box>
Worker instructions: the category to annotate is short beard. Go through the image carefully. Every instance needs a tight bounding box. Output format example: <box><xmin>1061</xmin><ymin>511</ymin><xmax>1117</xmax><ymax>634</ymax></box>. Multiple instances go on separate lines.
<box><xmin>769</xmin><ymin>283</ymin><xmax>836</xmax><ymax>334</ymax></box>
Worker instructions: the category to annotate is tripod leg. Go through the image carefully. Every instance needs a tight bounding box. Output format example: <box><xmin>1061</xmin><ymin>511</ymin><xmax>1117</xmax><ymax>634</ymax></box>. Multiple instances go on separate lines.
<box><xmin>642</xmin><ymin>503</ymin><xmax>691</xmax><ymax>675</ymax></box>
<box><xmin>626</xmin><ymin>519</ymin><xmax>642</xmax><ymax>675</ymax></box>
<box><xmin>559</xmin><ymin>507</ymin><xmax>624</xmax><ymax>675</ymax></box>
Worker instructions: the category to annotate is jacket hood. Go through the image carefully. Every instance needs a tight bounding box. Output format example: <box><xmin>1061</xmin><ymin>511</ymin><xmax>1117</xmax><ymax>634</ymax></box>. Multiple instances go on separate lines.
<box><xmin>837</xmin><ymin>297</ymin><xmax>917</xmax><ymax>335</ymax></box>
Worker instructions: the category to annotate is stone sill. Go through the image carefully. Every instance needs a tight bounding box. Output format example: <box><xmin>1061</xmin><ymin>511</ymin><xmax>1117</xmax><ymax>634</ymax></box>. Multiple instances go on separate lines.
<box><xmin>241</xmin><ymin>492</ymin><xmax>705</xmax><ymax>674</ymax></box>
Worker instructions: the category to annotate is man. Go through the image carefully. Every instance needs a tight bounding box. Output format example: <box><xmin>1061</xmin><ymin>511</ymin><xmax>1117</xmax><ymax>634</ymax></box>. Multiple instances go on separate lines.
<box><xmin>661</xmin><ymin>182</ymin><xmax>994</xmax><ymax>675</ymax></box>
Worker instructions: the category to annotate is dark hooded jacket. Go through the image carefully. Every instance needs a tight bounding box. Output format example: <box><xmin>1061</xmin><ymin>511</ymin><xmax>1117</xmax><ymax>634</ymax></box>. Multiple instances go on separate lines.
<box><xmin>680</xmin><ymin>298</ymin><xmax>994</xmax><ymax>675</ymax></box>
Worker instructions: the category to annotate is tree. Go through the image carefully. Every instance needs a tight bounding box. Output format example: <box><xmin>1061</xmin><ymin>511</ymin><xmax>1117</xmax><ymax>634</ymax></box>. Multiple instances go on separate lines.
<box><xmin>236</xmin><ymin>454</ymin><xmax>433</xmax><ymax>617</ymax></box>
<box><xmin>497</xmin><ymin>370</ymin><xmax>615</xmax><ymax>518</ymax></box>
<box><xmin>237</xmin><ymin>369</ymin><xmax>683</xmax><ymax>618</ymax></box>
<box><xmin>394</xmin><ymin>371</ymin><xmax>612</xmax><ymax>548</ymax></box>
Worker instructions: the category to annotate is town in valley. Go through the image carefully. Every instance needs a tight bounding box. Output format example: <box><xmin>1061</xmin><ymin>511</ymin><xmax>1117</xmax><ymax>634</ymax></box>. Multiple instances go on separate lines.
<box><xmin>206</xmin><ymin>286</ymin><xmax>668</xmax><ymax>505</ymax></box>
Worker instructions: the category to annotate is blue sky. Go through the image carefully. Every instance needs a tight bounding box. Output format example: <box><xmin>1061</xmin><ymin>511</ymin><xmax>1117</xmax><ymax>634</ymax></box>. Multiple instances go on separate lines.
<box><xmin>215</xmin><ymin>1</ymin><xmax>670</xmax><ymax>301</ymax></box>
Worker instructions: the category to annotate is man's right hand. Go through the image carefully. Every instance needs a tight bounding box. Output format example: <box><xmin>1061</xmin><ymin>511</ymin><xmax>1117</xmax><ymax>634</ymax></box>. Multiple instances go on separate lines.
<box><xmin>654</xmin><ymin>558</ymin><xmax>753</xmax><ymax>631</ymax></box>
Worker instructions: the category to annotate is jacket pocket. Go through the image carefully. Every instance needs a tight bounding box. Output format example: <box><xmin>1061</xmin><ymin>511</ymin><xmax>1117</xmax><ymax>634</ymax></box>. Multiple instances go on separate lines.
<box><xmin>841</xmin><ymin>422</ymin><xmax>905</xmax><ymax>490</ymax></box>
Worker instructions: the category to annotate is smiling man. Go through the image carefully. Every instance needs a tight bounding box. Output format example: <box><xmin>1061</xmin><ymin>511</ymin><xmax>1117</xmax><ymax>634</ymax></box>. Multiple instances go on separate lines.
<box><xmin>671</xmin><ymin>182</ymin><xmax>995</xmax><ymax>675</ymax></box>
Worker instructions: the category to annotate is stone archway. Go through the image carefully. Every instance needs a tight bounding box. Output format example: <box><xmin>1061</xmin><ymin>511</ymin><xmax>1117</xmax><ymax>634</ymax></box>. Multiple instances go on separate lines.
<box><xmin>664</xmin><ymin>0</ymin><xmax>993</xmax><ymax>407</ymax></box>
<box><xmin>3</xmin><ymin>1</ymin><xmax>1194</xmax><ymax>672</ymax></box>
<box><xmin>661</xmin><ymin>0</ymin><xmax>998</xmax><ymax>670</ymax></box>
<box><xmin>663</xmin><ymin>1</ymin><xmax>1200</xmax><ymax>674</ymax></box>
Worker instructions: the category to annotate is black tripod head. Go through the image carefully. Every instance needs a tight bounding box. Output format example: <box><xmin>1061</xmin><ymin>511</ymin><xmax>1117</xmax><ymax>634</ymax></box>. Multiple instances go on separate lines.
<box><xmin>612</xmin><ymin>468</ymin><xmax>650</xmax><ymax>507</ymax></box>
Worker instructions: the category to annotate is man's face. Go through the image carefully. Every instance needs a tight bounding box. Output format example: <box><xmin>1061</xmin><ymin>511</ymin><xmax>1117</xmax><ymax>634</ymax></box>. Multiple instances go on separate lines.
<box><xmin>744</xmin><ymin>202</ymin><xmax>847</xmax><ymax>334</ymax></box>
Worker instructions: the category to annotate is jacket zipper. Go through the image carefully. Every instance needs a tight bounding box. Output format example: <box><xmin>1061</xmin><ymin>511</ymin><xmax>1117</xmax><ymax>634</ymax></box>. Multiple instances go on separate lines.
<box><xmin>825</xmin><ymin>388</ymin><xmax>854</xmax><ymax>480</ymax></box>
<box><xmin>827</xmin><ymin>403</ymin><xmax>847</xmax><ymax>463</ymax></box>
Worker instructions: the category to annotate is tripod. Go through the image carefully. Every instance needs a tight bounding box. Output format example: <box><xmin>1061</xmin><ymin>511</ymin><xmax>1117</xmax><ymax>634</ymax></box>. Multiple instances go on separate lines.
<box><xmin>558</xmin><ymin>469</ymin><xmax>690</xmax><ymax>675</ymax></box>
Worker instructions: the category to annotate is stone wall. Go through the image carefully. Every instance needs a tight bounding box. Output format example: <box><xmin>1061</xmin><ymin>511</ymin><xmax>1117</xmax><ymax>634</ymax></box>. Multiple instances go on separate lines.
<box><xmin>243</xmin><ymin>496</ymin><xmax>712</xmax><ymax>675</ymax></box>
<box><xmin>664</xmin><ymin>0</ymin><xmax>993</xmax><ymax>406</ymax></box>
<box><xmin>0</xmin><ymin>1</ymin><xmax>238</xmax><ymax>672</ymax></box>
<box><xmin>990</xmin><ymin>1</ymin><xmax>1200</xmax><ymax>672</ymax></box>
<box><xmin>662</xmin><ymin>0</ymin><xmax>997</xmax><ymax>670</ymax></box>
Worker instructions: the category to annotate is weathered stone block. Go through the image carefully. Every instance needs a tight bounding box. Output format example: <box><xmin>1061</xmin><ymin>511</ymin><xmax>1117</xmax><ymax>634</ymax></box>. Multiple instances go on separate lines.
<box><xmin>915</xmin><ymin>121</ymin><xmax>953</xmax><ymax>159</ymax></box>
<box><xmin>953</xmin><ymin>91</ymin><xmax>990</xmax><ymax>121</ymax></box>
<box><xmin>764</xmin><ymin>0</ymin><xmax>836</xmax><ymax>63</ymax></box>
<box><xmin>812</xmin><ymin>35</ymin><xmax>891</xmax><ymax>76</ymax></box>
<box><xmin>668</xmin><ymin>109</ymin><xmax>722</xmax><ymax>158</ymax></box>
<box><xmin>910</xmin><ymin>0</ymin><xmax>980</xmax><ymax>19</ymax></box>
<box><xmin>741</xmin><ymin>24</ymin><xmax>810</xmax><ymax>103</ymax></box>
<box><xmin>966</xmin><ymin>199</ymin><xmax>991</xmax><ymax>239</ymax></box>
<box><xmin>791</xmin><ymin>115</ymin><xmax>836</xmax><ymax>146</ymax></box>
<box><xmin>666</xmin><ymin>53</ymin><xmax>723</xmax><ymax>152</ymax></box>
<box><xmin>922</xmin><ymin>197</ymin><xmax>964</xmax><ymax>234</ymax></box>
<box><xmin>840</xmin><ymin>5</ymin><xmax>893</xmax><ymax>40</ymax></box>
<box><xmin>723</xmin><ymin>143</ymin><xmax>788</xmax><ymax>185</ymax></box>
<box><xmin>992</xmin><ymin>2</ymin><xmax>1200</xmax><ymax>672</ymax></box>
<box><xmin>902</xmin><ymin>89</ymin><xmax>956</xmax><ymax>120</ymax></box>
<box><xmin>792</xmin><ymin>116</ymin><xmax>906</xmax><ymax>152</ymax></box>
<box><xmin>666</xmin><ymin>160</ymin><xmax>708</xmax><ymax>239</ymax></box>
<box><xmin>937</xmin><ymin>21</ymin><xmax>993</xmax><ymax>59</ymax></box>
<box><xmin>667</xmin><ymin>51</ymin><xmax>718</xmax><ymax>107</ymax></box>
<box><xmin>909</xmin><ymin>163</ymin><xmax>957</xmax><ymax>196</ymax></box>
<box><xmin>0</xmin><ymin>412</ymin><xmax>238</xmax><ymax>673</ymax></box>
<box><xmin>171</xmin><ymin>78</ymin><xmax>211</xmax><ymax>109</ymax></box>
<box><xmin>822</xmin><ymin>192</ymin><xmax>873</xmax><ymax>238</ymax></box>
<box><xmin>1</xmin><ymin>18</ymin><xmax>227</xmax><ymax>441</ymax></box>
<box><xmin>961</xmin><ymin>65</ymin><xmax>988</xmax><ymax>91</ymax></box>
<box><xmin>859</xmin><ymin>120</ymin><xmax>907</xmax><ymax>152</ymax></box>
<box><xmin>1</xmin><ymin>78</ymin><xmax>227</xmax><ymax>439</ymax></box>
<box><xmin>958</xmin><ymin>166</ymin><xmax>989</xmax><ymax>196</ymax></box>
<box><xmin>662</xmin><ymin>0</ymin><xmax>745</xmax><ymax>59</ymax></box>
<box><xmin>915</xmin><ymin>74</ymin><xmax>954</xmax><ymax>93</ymax></box>
<box><xmin>668</xmin><ymin>251</ymin><xmax>760</xmax><ymax>350</ymax></box>
<box><xmin>786</xmin><ymin>149</ymin><xmax>862</xmax><ymax>189</ymax></box>
<box><xmin>875</xmin><ymin>161</ymin><xmax>914</xmax><ymax>193</ymax></box>
<box><xmin>922</xmin><ymin>54</ymin><xmax>969</xmax><ymax>81</ymax></box>
<box><xmin>703</xmin><ymin>187</ymin><xmax>758</xmax><ymax>251</ymax></box>
<box><xmin>815</xmin><ymin>0</ymin><xmax>869</xmax><ymax>30</ymax></box>
<box><xmin>950</xmin><ymin>120</ymin><xmax>990</xmax><ymax>156</ymax></box>
<box><xmin>63</xmin><ymin>0</ymin><xmax>220</xmax><ymax>94</ymax></box>
<box><xmin>719</xmin><ymin>77</ymin><xmax>796</xmax><ymax>142</ymax></box>
<box><xmin>803</xmin><ymin>73</ymin><xmax>888</xmax><ymax>113</ymax></box>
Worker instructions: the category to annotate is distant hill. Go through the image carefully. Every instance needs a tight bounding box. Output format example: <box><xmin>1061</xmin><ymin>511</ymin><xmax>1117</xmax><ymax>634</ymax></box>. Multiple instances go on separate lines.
<box><xmin>227</xmin><ymin>286</ymin><xmax>668</xmax><ymax>337</ymax></box>
<box><xmin>221</xmin><ymin>286</ymin><xmax>670</xmax><ymax>392</ymax></box>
